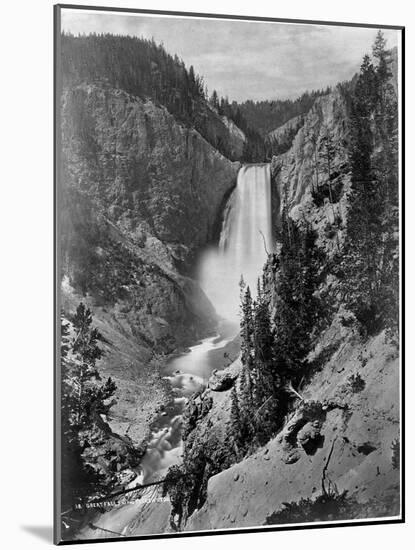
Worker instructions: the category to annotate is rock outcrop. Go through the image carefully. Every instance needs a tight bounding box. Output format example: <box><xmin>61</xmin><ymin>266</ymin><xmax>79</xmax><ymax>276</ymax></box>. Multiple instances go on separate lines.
<box><xmin>267</xmin><ymin>113</ymin><xmax>305</xmax><ymax>155</ymax></box>
<box><xmin>271</xmin><ymin>87</ymin><xmax>351</xmax><ymax>254</ymax></box>
<box><xmin>208</xmin><ymin>358</ymin><xmax>241</xmax><ymax>391</ymax></box>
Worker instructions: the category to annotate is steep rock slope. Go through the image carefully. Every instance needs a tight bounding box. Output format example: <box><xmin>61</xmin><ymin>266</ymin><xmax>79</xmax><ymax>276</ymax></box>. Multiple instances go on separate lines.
<box><xmin>60</xmin><ymin>83</ymin><xmax>240</xmax><ymax>441</ymax></box>
<box><xmin>267</xmin><ymin>113</ymin><xmax>305</xmax><ymax>155</ymax></box>
<box><xmin>219</xmin><ymin>112</ymin><xmax>247</xmax><ymax>154</ymax></box>
<box><xmin>185</xmin><ymin>323</ymin><xmax>399</xmax><ymax>531</ymax></box>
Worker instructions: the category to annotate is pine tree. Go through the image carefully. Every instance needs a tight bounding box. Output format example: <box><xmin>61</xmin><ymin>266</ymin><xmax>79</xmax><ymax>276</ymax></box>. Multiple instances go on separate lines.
<box><xmin>210</xmin><ymin>89</ymin><xmax>219</xmax><ymax>110</ymax></box>
<box><xmin>340</xmin><ymin>34</ymin><xmax>398</xmax><ymax>336</ymax></box>
<box><xmin>240</xmin><ymin>286</ymin><xmax>254</xmax><ymax>369</ymax></box>
<box><xmin>372</xmin><ymin>32</ymin><xmax>399</xmax><ymax>336</ymax></box>
<box><xmin>61</xmin><ymin>303</ymin><xmax>118</xmax><ymax>508</ymax></box>
<box><xmin>373</xmin><ymin>30</ymin><xmax>392</xmax><ymax>99</ymax></box>
<box><xmin>273</xmin><ymin>212</ymin><xmax>322</xmax><ymax>381</ymax></box>
<box><xmin>252</xmin><ymin>295</ymin><xmax>275</xmax><ymax>406</ymax></box>
<box><xmin>229</xmin><ymin>387</ymin><xmax>243</xmax><ymax>456</ymax></box>
<box><xmin>238</xmin><ymin>363</ymin><xmax>255</xmax><ymax>446</ymax></box>
<box><xmin>71</xmin><ymin>303</ymin><xmax>106</xmax><ymax>424</ymax></box>
<box><xmin>340</xmin><ymin>54</ymin><xmax>380</xmax><ymax>332</ymax></box>
<box><xmin>318</xmin><ymin>126</ymin><xmax>343</xmax><ymax>241</ymax></box>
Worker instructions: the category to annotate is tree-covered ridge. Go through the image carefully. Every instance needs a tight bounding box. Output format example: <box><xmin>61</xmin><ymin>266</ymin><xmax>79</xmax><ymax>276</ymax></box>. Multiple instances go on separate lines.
<box><xmin>238</xmin><ymin>88</ymin><xmax>332</xmax><ymax>137</ymax></box>
<box><xmin>61</xmin><ymin>32</ymin><xmax>205</xmax><ymax>122</ymax></box>
<box><xmin>207</xmin><ymin>92</ymin><xmax>268</xmax><ymax>161</ymax></box>
<box><xmin>61</xmin><ymin>32</ymin><xmax>264</xmax><ymax>162</ymax></box>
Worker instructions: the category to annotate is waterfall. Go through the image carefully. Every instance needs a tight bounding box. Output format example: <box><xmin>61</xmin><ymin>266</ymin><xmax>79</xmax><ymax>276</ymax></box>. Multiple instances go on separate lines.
<box><xmin>198</xmin><ymin>164</ymin><xmax>273</xmax><ymax>325</ymax></box>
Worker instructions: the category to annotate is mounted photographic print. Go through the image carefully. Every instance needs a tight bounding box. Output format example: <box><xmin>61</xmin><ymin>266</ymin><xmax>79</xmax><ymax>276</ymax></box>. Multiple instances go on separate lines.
<box><xmin>54</xmin><ymin>4</ymin><xmax>404</xmax><ymax>544</ymax></box>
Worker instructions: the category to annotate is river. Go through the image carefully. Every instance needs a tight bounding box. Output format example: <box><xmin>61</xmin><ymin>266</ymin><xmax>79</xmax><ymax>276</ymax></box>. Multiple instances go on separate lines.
<box><xmin>136</xmin><ymin>319</ymin><xmax>238</xmax><ymax>484</ymax></box>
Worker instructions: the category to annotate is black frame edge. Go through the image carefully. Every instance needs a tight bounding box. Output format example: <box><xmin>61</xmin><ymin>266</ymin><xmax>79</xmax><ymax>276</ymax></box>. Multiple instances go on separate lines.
<box><xmin>54</xmin><ymin>3</ymin><xmax>62</xmax><ymax>545</ymax></box>
<box><xmin>56</xmin><ymin>3</ymin><xmax>404</xmax><ymax>30</ymax></box>
<box><xmin>400</xmin><ymin>24</ymin><xmax>405</xmax><ymax>525</ymax></box>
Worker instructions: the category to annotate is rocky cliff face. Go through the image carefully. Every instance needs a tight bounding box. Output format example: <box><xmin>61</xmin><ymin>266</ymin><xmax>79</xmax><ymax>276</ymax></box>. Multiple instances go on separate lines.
<box><xmin>62</xmin><ymin>83</ymin><xmax>240</xmax><ymax>261</ymax></box>
<box><xmin>267</xmin><ymin>113</ymin><xmax>305</xmax><ymax>155</ymax></box>
<box><xmin>218</xmin><ymin>111</ymin><xmax>246</xmax><ymax>158</ymax></box>
<box><xmin>60</xmin><ymin>82</ymin><xmax>240</xmax><ymax>441</ymax></box>
<box><xmin>271</xmin><ymin>87</ymin><xmax>351</xmax><ymax>253</ymax></box>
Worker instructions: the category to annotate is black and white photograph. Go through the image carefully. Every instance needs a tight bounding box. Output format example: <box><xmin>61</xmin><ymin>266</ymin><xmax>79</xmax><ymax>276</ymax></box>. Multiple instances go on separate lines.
<box><xmin>54</xmin><ymin>5</ymin><xmax>403</xmax><ymax>544</ymax></box>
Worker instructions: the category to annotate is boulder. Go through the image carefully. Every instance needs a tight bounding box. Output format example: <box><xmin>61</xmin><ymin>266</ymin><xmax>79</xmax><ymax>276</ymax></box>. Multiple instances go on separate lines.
<box><xmin>208</xmin><ymin>357</ymin><xmax>242</xmax><ymax>392</ymax></box>
<box><xmin>208</xmin><ymin>370</ymin><xmax>238</xmax><ymax>392</ymax></box>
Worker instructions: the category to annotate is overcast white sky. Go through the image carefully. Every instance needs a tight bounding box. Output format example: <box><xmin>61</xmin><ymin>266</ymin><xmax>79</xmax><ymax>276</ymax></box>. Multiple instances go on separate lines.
<box><xmin>61</xmin><ymin>9</ymin><xmax>400</xmax><ymax>102</ymax></box>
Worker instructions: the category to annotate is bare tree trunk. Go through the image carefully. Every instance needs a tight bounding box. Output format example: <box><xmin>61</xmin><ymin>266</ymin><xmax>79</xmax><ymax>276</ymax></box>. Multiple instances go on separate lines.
<box><xmin>285</xmin><ymin>381</ymin><xmax>304</xmax><ymax>401</ymax></box>
<box><xmin>321</xmin><ymin>437</ymin><xmax>337</xmax><ymax>497</ymax></box>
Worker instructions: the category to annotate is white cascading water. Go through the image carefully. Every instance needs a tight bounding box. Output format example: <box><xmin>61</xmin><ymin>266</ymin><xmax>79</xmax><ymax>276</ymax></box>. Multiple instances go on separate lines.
<box><xmin>199</xmin><ymin>163</ymin><xmax>273</xmax><ymax>324</ymax></box>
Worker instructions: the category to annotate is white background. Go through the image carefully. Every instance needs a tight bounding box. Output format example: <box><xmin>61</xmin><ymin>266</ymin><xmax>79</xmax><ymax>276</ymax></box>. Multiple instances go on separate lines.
<box><xmin>0</xmin><ymin>0</ymin><xmax>412</xmax><ymax>548</ymax></box>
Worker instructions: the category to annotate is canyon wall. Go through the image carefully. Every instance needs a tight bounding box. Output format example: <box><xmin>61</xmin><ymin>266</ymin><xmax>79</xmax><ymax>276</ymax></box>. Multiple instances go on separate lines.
<box><xmin>60</xmin><ymin>82</ymin><xmax>240</xmax><ymax>441</ymax></box>
<box><xmin>271</xmin><ymin>87</ymin><xmax>351</xmax><ymax>252</ymax></box>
